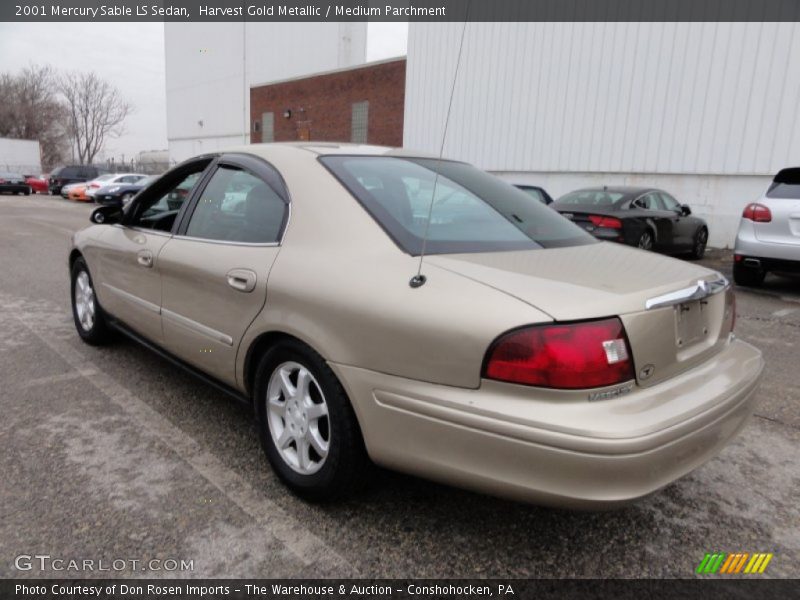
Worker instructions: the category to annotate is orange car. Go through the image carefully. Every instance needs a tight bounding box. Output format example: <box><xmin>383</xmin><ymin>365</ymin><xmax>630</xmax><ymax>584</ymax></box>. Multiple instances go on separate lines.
<box><xmin>67</xmin><ymin>184</ymin><xmax>89</xmax><ymax>201</ymax></box>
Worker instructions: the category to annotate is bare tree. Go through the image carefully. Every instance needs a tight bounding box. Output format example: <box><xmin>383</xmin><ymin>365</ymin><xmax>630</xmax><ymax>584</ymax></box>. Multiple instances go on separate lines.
<box><xmin>59</xmin><ymin>71</ymin><xmax>132</xmax><ymax>164</ymax></box>
<box><xmin>0</xmin><ymin>65</ymin><xmax>70</xmax><ymax>169</ymax></box>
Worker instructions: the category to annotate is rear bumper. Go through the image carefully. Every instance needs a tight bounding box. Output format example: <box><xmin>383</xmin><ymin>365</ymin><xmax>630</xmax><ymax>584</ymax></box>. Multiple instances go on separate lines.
<box><xmin>96</xmin><ymin>195</ymin><xmax>122</xmax><ymax>207</ymax></box>
<box><xmin>735</xmin><ymin>221</ymin><xmax>800</xmax><ymax>267</ymax></box>
<box><xmin>332</xmin><ymin>338</ymin><xmax>763</xmax><ymax>508</ymax></box>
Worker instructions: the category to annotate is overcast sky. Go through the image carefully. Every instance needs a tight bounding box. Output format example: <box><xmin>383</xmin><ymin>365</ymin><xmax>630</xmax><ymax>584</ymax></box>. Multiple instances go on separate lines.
<box><xmin>0</xmin><ymin>22</ymin><xmax>408</xmax><ymax>160</ymax></box>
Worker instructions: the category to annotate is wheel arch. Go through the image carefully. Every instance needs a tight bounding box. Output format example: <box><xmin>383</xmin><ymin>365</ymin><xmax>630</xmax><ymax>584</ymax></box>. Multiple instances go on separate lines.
<box><xmin>643</xmin><ymin>218</ymin><xmax>658</xmax><ymax>242</ymax></box>
<box><xmin>243</xmin><ymin>330</ymin><xmax>321</xmax><ymax>401</ymax></box>
<box><xmin>68</xmin><ymin>248</ymin><xmax>83</xmax><ymax>270</ymax></box>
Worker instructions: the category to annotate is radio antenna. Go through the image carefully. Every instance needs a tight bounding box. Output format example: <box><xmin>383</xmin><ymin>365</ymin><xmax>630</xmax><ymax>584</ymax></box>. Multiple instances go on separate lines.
<box><xmin>409</xmin><ymin>8</ymin><xmax>471</xmax><ymax>289</ymax></box>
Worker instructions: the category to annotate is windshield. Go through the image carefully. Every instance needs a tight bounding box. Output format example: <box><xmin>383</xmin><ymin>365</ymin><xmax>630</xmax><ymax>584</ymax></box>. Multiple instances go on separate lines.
<box><xmin>321</xmin><ymin>156</ymin><xmax>594</xmax><ymax>255</ymax></box>
<box><xmin>556</xmin><ymin>190</ymin><xmax>626</xmax><ymax>206</ymax></box>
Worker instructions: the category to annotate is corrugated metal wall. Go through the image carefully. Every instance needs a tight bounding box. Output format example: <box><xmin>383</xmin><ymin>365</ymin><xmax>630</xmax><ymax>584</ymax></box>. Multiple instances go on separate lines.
<box><xmin>404</xmin><ymin>22</ymin><xmax>800</xmax><ymax>175</ymax></box>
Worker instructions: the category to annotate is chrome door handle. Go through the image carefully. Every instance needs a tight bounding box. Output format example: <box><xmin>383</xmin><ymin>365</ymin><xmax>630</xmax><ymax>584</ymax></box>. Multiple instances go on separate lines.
<box><xmin>137</xmin><ymin>250</ymin><xmax>153</xmax><ymax>268</ymax></box>
<box><xmin>226</xmin><ymin>269</ymin><xmax>256</xmax><ymax>293</ymax></box>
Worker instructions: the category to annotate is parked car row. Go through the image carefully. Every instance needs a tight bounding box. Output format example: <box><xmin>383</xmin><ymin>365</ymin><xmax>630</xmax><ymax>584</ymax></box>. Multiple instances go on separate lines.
<box><xmin>60</xmin><ymin>173</ymin><xmax>149</xmax><ymax>202</ymax></box>
<box><xmin>512</xmin><ymin>168</ymin><xmax>799</xmax><ymax>284</ymax></box>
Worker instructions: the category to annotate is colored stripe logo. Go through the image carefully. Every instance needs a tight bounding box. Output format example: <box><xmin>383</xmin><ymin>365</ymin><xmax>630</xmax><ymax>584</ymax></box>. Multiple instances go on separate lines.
<box><xmin>696</xmin><ymin>552</ymin><xmax>773</xmax><ymax>574</ymax></box>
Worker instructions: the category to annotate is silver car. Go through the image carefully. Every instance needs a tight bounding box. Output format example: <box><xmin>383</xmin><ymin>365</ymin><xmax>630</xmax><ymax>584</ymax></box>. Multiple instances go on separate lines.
<box><xmin>734</xmin><ymin>167</ymin><xmax>800</xmax><ymax>286</ymax></box>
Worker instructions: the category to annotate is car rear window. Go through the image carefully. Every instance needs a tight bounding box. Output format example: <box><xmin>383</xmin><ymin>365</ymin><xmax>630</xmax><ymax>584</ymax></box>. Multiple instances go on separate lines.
<box><xmin>767</xmin><ymin>168</ymin><xmax>800</xmax><ymax>199</ymax></box>
<box><xmin>556</xmin><ymin>190</ymin><xmax>626</xmax><ymax>205</ymax></box>
<box><xmin>766</xmin><ymin>183</ymin><xmax>800</xmax><ymax>199</ymax></box>
<box><xmin>320</xmin><ymin>156</ymin><xmax>594</xmax><ymax>255</ymax></box>
<box><xmin>61</xmin><ymin>167</ymin><xmax>81</xmax><ymax>178</ymax></box>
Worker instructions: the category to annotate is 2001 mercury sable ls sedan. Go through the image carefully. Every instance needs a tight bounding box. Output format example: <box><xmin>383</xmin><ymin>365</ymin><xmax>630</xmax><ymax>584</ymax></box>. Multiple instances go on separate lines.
<box><xmin>69</xmin><ymin>143</ymin><xmax>764</xmax><ymax>508</ymax></box>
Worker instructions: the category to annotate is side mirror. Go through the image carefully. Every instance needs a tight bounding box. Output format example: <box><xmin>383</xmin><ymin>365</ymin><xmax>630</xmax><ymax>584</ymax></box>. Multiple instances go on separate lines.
<box><xmin>680</xmin><ymin>204</ymin><xmax>692</xmax><ymax>216</ymax></box>
<box><xmin>90</xmin><ymin>205</ymin><xmax>122</xmax><ymax>225</ymax></box>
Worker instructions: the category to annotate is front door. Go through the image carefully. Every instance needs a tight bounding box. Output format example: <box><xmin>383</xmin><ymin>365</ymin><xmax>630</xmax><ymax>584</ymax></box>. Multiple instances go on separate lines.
<box><xmin>94</xmin><ymin>162</ymin><xmax>211</xmax><ymax>342</ymax></box>
<box><xmin>157</xmin><ymin>156</ymin><xmax>290</xmax><ymax>387</ymax></box>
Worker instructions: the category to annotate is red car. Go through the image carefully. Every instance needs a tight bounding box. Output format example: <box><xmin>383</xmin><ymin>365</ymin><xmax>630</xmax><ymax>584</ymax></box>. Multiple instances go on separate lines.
<box><xmin>24</xmin><ymin>175</ymin><xmax>49</xmax><ymax>194</ymax></box>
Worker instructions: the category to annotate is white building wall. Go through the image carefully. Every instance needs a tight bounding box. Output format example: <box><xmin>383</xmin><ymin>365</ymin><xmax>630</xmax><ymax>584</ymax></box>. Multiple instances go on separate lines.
<box><xmin>165</xmin><ymin>23</ymin><xmax>366</xmax><ymax>163</ymax></box>
<box><xmin>404</xmin><ymin>22</ymin><xmax>800</xmax><ymax>247</ymax></box>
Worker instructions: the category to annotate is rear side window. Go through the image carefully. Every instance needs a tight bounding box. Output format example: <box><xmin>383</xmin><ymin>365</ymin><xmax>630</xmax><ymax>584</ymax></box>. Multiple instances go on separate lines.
<box><xmin>517</xmin><ymin>186</ymin><xmax>546</xmax><ymax>204</ymax></box>
<box><xmin>61</xmin><ymin>167</ymin><xmax>81</xmax><ymax>178</ymax></box>
<box><xmin>321</xmin><ymin>156</ymin><xmax>594</xmax><ymax>255</ymax></box>
<box><xmin>184</xmin><ymin>166</ymin><xmax>286</xmax><ymax>243</ymax></box>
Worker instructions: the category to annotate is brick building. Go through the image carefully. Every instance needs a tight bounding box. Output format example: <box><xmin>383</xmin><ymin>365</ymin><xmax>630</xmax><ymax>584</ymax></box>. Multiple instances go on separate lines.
<box><xmin>250</xmin><ymin>58</ymin><xmax>405</xmax><ymax>147</ymax></box>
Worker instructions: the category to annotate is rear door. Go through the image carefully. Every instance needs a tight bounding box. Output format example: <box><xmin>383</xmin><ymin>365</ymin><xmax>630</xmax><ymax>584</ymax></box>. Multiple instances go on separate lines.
<box><xmin>754</xmin><ymin>169</ymin><xmax>800</xmax><ymax>245</ymax></box>
<box><xmin>157</xmin><ymin>154</ymin><xmax>289</xmax><ymax>387</ymax></box>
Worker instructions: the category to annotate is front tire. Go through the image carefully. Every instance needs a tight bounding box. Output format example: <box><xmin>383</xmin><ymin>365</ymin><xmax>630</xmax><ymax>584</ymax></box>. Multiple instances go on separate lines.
<box><xmin>71</xmin><ymin>257</ymin><xmax>113</xmax><ymax>345</ymax></box>
<box><xmin>254</xmin><ymin>339</ymin><xmax>368</xmax><ymax>501</ymax></box>
<box><xmin>733</xmin><ymin>262</ymin><xmax>766</xmax><ymax>287</ymax></box>
<box><xmin>689</xmin><ymin>227</ymin><xmax>708</xmax><ymax>260</ymax></box>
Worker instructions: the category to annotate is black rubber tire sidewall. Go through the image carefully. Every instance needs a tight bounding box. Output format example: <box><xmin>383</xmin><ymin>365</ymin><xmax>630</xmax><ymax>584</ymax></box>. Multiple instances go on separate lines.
<box><xmin>254</xmin><ymin>339</ymin><xmax>367</xmax><ymax>501</ymax></box>
<box><xmin>690</xmin><ymin>228</ymin><xmax>708</xmax><ymax>259</ymax></box>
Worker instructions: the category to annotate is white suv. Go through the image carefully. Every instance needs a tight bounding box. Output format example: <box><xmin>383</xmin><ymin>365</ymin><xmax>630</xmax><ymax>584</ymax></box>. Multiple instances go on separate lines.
<box><xmin>734</xmin><ymin>167</ymin><xmax>800</xmax><ymax>286</ymax></box>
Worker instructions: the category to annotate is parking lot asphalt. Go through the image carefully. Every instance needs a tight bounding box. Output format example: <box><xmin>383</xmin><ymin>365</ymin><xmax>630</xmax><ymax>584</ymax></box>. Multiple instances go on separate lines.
<box><xmin>0</xmin><ymin>194</ymin><xmax>798</xmax><ymax>579</ymax></box>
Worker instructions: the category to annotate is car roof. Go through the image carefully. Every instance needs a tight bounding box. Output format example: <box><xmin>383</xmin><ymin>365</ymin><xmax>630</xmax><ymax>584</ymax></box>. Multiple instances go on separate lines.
<box><xmin>569</xmin><ymin>186</ymin><xmax>658</xmax><ymax>195</ymax></box>
<box><xmin>221</xmin><ymin>142</ymin><xmax>440</xmax><ymax>160</ymax></box>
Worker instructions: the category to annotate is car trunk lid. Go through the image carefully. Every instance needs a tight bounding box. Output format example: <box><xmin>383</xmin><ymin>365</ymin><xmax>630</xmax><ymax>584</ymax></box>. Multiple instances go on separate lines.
<box><xmin>552</xmin><ymin>204</ymin><xmax>619</xmax><ymax>235</ymax></box>
<box><xmin>428</xmin><ymin>242</ymin><xmax>735</xmax><ymax>388</ymax></box>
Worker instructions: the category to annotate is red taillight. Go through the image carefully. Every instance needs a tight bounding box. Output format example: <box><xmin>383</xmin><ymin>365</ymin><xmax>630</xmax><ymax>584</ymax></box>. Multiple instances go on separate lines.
<box><xmin>742</xmin><ymin>203</ymin><xmax>772</xmax><ymax>222</ymax></box>
<box><xmin>484</xmin><ymin>318</ymin><xmax>635</xmax><ymax>389</ymax></box>
<box><xmin>588</xmin><ymin>215</ymin><xmax>623</xmax><ymax>229</ymax></box>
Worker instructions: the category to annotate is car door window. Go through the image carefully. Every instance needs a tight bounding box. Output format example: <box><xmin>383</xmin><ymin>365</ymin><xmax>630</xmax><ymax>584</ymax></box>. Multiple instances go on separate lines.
<box><xmin>129</xmin><ymin>169</ymin><xmax>205</xmax><ymax>232</ymax></box>
<box><xmin>184</xmin><ymin>165</ymin><xmax>286</xmax><ymax>243</ymax></box>
<box><xmin>518</xmin><ymin>186</ymin><xmax>546</xmax><ymax>204</ymax></box>
<box><xmin>659</xmin><ymin>193</ymin><xmax>680</xmax><ymax>211</ymax></box>
<box><xmin>633</xmin><ymin>193</ymin><xmax>663</xmax><ymax>210</ymax></box>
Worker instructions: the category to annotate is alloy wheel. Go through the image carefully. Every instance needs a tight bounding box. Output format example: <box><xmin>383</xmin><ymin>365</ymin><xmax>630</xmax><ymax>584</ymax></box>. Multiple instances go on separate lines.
<box><xmin>638</xmin><ymin>231</ymin><xmax>653</xmax><ymax>250</ymax></box>
<box><xmin>266</xmin><ymin>361</ymin><xmax>330</xmax><ymax>475</ymax></box>
<box><xmin>74</xmin><ymin>271</ymin><xmax>96</xmax><ymax>332</ymax></box>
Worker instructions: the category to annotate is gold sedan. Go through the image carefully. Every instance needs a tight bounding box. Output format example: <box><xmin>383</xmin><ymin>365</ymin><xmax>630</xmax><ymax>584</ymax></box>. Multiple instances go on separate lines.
<box><xmin>68</xmin><ymin>143</ymin><xmax>763</xmax><ymax>507</ymax></box>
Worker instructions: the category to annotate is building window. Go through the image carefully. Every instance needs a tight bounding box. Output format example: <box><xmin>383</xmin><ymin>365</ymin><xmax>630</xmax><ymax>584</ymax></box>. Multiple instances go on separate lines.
<box><xmin>253</xmin><ymin>120</ymin><xmax>260</xmax><ymax>132</ymax></box>
<box><xmin>351</xmin><ymin>101</ymin><xmax>369</xmax><ymax>144</ymax></box>
<box><xmin>262</xmin><ymin>112</ymin><xmax>274</xmax><ymax>143</ymax></box>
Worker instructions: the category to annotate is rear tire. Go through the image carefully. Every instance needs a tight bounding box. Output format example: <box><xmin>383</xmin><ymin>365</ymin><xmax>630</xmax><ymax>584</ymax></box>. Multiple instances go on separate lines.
<box><xmin>637</xmin><ymin>230</ymin><xmax>654</xmax><ymax>251</ymax></box>
<box><xmin>689</xmin><ymin>228</ymin><xmax>708</xmax><ymax>260</ymax></box>
<box><xmin>254</xmin><ymin>339</ymin><xmax>368</xmax><ymax>501</ymax></box>
<box><xmin>733</xmin><ymin>262</ymin><xmax>766</xmax><ymax>287</ymax></box>
<box><xmin>70</xmin><ymin>257</ymin><xmax>113</xmax><ymax>345</ymax></box>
